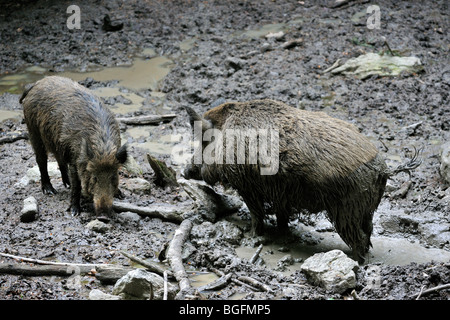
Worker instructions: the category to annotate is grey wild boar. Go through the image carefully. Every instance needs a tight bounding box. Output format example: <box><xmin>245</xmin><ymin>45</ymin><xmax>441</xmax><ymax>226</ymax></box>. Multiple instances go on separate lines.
<box><xmin>21</xmin><ymin>76</ymin><xmax>127</xmax><ymax>221</ymax></box>
<box><xmin>184</xmin><ymin>99</ymin><xmax>421</xmax><ymax>263</ymax></box>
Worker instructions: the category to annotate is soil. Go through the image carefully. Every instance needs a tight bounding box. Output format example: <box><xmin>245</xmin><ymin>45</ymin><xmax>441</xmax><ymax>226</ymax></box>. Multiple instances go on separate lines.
<box><xmin>0</xmin><ymin>0</ymin><xmax>449</xmax><ymax>301</ymax></box>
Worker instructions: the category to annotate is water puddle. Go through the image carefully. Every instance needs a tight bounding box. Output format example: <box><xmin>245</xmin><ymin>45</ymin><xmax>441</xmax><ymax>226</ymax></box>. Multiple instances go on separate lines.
<box><xmin>60</xmin><ymin>56</ymin><xmax>174</xmax><ymax>92</ymax></box>
<box><xmin>236</xmin><ymin>224</ymin><xmax>450</xmax><ymax>274</ymax></box>
<box><xmin>0</xmin><ymin>110</ymin><xmax>22</xmax><ymax>122</ymax></box>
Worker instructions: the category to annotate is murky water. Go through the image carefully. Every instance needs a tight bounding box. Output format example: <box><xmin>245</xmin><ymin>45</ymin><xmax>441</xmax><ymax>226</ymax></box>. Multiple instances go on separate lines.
<box><xmin>60</xmin><ymin>56</ymin><xmax>174</xmax><ymax>92</ymax></box>
<box><xmin>235</xmin><ymin>224</ymin><xmax>450</xmax><ymax>275</ymax></box>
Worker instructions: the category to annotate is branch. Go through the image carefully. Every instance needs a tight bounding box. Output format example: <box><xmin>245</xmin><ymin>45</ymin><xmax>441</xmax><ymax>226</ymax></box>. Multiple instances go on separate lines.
<box><xmin>120</xmin><ymin>250</ymin><xmax>174</xmax><ymax>279</ymax></box>
<box><xmin>113</xmin><ymin>201</ymin><xmax>185</xmax><ymax>223</ymax></box>
<box><xmin>0</xmin><ymin>252</ymin><xmax>100</xmax><ymax>268</ymax></box>
<box><xmin>116</xmin><ymin>114</ymin><xmax>176</xmax><ymax>125</ymax></box>
<box><xmin>0</xmin><ymin>263</ymin><xmax>93</xmax><ymax>277</ymax></box>
<box><xmin>0</xmin><ymin>132</ymin><xmax>29</xmax><ymax>145</ymax></box>
<box><xmin>167</xmin><ymin>219</ymin><xmax>193</xmax><ymax>299</ymax></box>
<box><xmin>410</xmin><ymin>283</ymin><xmax>450</xmax><ymax>299</ymax></box>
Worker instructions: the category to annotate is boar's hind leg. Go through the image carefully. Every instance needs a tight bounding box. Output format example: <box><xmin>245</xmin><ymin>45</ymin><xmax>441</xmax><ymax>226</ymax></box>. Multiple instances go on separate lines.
<box><xmin>241</xmin><ymin>194</ymin><xmax>266</xmax><ymax>236</ymax></box>
<box><xmin>68</xmin><ymin>165</ymin><xmax>82</xmax><ymax>216</ymax></box>
<box><xmin>28</xmin><ymin>130</ymin><xmax>56</xmax><ymax>195</ymax></box>
<box><xmin>328</xmin><ymin>202</ymin><xmax>372</xmax><ymax>264</ymax></box>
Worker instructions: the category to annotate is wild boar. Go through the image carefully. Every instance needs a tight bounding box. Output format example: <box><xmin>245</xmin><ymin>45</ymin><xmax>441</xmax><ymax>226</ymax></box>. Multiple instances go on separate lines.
<box><xmin>21</xmin><ymin>76</ymin><xmax>127</xmax><ymax>221</ymax></box>
<box><xmin>184</xmin><ymin>99</ymin><xmax>420</xmax><ymax>263</ymax></box>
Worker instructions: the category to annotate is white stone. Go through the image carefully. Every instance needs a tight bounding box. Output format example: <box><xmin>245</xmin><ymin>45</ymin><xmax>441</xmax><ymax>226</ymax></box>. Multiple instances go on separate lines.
<box><xmin>301</xmin><ymin>249</ymin><xmax>359</xmax><ymax>294</ymax></box>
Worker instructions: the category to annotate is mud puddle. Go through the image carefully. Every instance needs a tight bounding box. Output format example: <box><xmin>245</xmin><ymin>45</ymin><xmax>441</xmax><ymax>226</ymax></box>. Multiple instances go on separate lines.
<box><xmin>236</xmin><ymin>225</ymin><xmax>450</xmax><ymax>275</ymax></box>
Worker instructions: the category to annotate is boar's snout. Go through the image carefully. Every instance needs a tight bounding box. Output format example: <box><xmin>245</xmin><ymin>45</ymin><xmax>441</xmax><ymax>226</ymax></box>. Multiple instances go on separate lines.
<box><xmin>93</xmin><ymin>196</ymin><xmax>114</xmax><ymax>222</ymax></box>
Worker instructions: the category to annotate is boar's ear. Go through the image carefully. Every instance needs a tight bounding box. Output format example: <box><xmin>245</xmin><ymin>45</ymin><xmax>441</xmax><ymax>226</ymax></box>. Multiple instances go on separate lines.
<box><xmin>116</xmin><ymin>144</ymin><xmax>128</xmax><ymax>164</ymax></box>
<box><xmin>184</xmin><ymin>106</ymin><xmax>212</xmax><ymax>132</ymax></box>
<box><xmin>80</xmin><ymin>138</ymin><xmax>94</xmax><ymax>161</ymax></box>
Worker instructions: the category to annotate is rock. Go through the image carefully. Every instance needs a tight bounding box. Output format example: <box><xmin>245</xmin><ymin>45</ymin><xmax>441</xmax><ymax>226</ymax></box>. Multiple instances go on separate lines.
<box><xmin>121</xmin><ymin>177</ymin><xmax>151</xmax><ymax>193</ymax></box>
<box><xmin>282</xmin><ymin>38</ymin><xmax>303</xmax><ymax>50</ymax></box>
<box><xmin>265</xmin><ymin>31</ymin><xmax>285</xmax><ymax>40</ymax></box>
<box><xmin>86</xmin><ymin>219</ymin><xmax>111</xmax><ymax>233</ymax></box>
<box><xmin>89</xmin><ymin>289</ymin><xmax>121</xmax><ymax>300</ymax></box>
<box><xmin>18</xmin><ymin>162</ymin><xmax>62</xmax><ymax>187</ymax></box>
<box><xmin>301</xmin><ymin>250</ymin><xmax>359</xmax><ymax>294</ymax></box>
<box><xmin>123</xmin><ymin>155</ymin><xmax>144</xmax><ymax>176</ymax></box>
<box><xmin>275</xmin><ymin>254</ymin><xmax>295</xmax><ymax>271</ymax></box>
<box><xmin>117</xmin><ymin>211</ymin><xmax>141</xmax><ymax>224</ymax></box>
<box><xmin>260</xmin><ymin>42</ymin><xmax>272</xmax><ymax>53</ymax></box>
<box><xmin>224</xmin><ymin>56</ymin><xmax>246</xmax><ymax>71</ymax></box>
<box><xmin>419</xmin><ymin>222</ymin><xmax>450</xmax><ymax>248</ymax></box>
<box><xmin>20</xmin><ymin>196</ymin><xmax>39</xmax><ymax>222</ymax></box>
<box><xmin>440</xmin><ymin>142</ymin><xmax>450</xmax><ymax>184</ymax></box>
<box><xmin>331</xmin><ymin>52</ymin><xmax>423</xmax><ymax>79</ymax></box>
<box><xmin>191</xmin><ymin>221</ymin><xmax>243</xmax><ymax>246</ymax></box>
<box><xmin>112</xmin><ymin>269</ymin><xmax>177</xmax><ymax>300</ymax></box>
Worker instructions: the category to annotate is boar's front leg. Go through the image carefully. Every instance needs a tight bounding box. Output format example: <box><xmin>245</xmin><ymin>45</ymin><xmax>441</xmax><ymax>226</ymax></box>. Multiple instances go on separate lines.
<box><xmin>68</xmin><ymin>164</ymin><xmax>82</xmax><ymax>216</ymax></box>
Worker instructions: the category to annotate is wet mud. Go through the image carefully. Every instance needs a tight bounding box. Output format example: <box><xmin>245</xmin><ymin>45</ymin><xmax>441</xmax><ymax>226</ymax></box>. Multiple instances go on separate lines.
<box><xmin>0</xmin><ymin>0</ymin><xmax>449</xmax><ymax>300</ymax></box>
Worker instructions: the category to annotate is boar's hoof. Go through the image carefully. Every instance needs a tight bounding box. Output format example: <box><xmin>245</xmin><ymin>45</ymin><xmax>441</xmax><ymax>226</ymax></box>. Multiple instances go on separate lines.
<box><xmin>69</xmin><ymin>205</ymin><xmax>81</xmax><ymax>217</ymax></box>
<box><xmin>42</xmin><ymin>183</ymin><xmax>57</xmax><ymax>195</ymax></box>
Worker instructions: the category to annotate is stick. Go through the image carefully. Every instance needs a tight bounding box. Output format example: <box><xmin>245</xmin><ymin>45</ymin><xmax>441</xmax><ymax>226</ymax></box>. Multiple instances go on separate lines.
<box><xmin>249</xmin><ymin>244</ymin><xmax>263</xmax><ymax>264</ymax></box>
<box><xmin>120</xmin><ymin>250</ymin><xmax>174</xmax><ymax>279</ymax></box>
<box><xmin>0</xmin><ymin>252</ymin><xmax>100</xmax><ymax>267</ymax></box>
<box><xmin>237</xmin><ymin>276</ymin><xmax>273</xmax><ymax>293</ymax></box>
<box><xmin>163</xmin><ymin>271</ymin><xmax>168</xmax><ymax>300</ymax></box>
<box><xmin>116</xmin><ymin>114</ymin><xmax>176</xmax><ymax>125</ymax></box>
<box><xmin>0</xmin><ymin>132</ymin><xmax>29</xmax><ymax>145</ymax></box>
<box><xmin>410</xmin><ymin>283</ymin><xmax>450</xmax><ymax>299</ymax></box>
<box><xmin>0</xmin><ymin>263</ymin><xmax>93</xmax><ymax>277</ymax></box>
<box><xmin>167</xmin><ymin>219</ymin><xmax>193</xmax><ymax>299</ymax></box>
<box><xmin>323</xmin><ymin>59</ymin><xmax>342</xmax><ymax>73</ymax></box>
<box><xmin>113</xmin><ymin>201</ymin><xmax>185</xmax><ymax>223</ymax></box>
<box><xmin>196</xmin><ymin>273</ymin><xmax>232</xmax><ymax>292</ymax></box>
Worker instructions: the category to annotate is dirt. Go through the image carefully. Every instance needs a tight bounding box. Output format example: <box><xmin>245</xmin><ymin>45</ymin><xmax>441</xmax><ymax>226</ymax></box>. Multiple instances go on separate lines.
<box><xmin>0</xmin><ymin>0</ymin><xmax>449</xmax><ymax>300</ymax></box>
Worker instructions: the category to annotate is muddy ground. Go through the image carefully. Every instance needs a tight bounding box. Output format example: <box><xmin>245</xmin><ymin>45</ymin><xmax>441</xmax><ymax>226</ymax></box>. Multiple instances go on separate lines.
<box><xmin>0</xmin><ymin>0</ymin><xmax>449</xmax><ymax>301</ymax></box>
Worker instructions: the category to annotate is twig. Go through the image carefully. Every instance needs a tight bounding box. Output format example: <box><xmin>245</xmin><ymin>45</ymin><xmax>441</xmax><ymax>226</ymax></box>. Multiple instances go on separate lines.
<box><xmin>116</xmin><ymin>114</ymin><xmax>176</xmax><ymax>125</ymax></box>
<box><xmin>120</xmin><ymin>250</ymin><xmax>174</xmax><ymax>279</ymax></box>
<box><xmin>0</xmin><ymin>132</ymin><xmax>29</xmax><ymax>145</ymax></box>
<box><xmin>196</xmin><ymin>273</ymin><xmax>232</xmax><ymax>292</ymax></box>
<box><xmin>351</xmin><ymin>289</ymin><xmax>361</xmax><ymax>300</ymax></box>
<box><xmin>237</xmin><ymin>276</ymin><xmax>273</xmax><ymax>293</ymax></box>
<box><xmin>113</xmin><ymin>201</ymin><xmax>185</xmax><ymax>223</ymax></box>
<box><xmin>167</xmin><ymin>219</ymin><xmax>193</xmax><ymax>299</ymax></box>
<box><xmin>249</xmin><ymin>244</ymin><xmax>264</xmax><ymax>264</ymax></box>
<box><xmin>163</xmin><ymin>271</ymin><xmax>168</xmax><ymax>301</ymax></box>
<box><xmin>415</xmin><ymin>285</ymin><xmax>426</xmax><ymax>300</ymax></box>
<box><xmin>0</xmin><ymin>252</ymin><xmax>100</xmax><ymax>267</ymax></box>
<box><xmin>410</xmin><ymin>283</ymin><xmax>450</xmax><ymax>299</ymax></box>
<box><xmin>323</xmin><ymin>59</ymin><xmax>342</xmax><ymax>73</ymax></box>
<box><xmin>0</xmin><ymin>263</ymin><xmax>93</xmax><ymax>277</ymax></box>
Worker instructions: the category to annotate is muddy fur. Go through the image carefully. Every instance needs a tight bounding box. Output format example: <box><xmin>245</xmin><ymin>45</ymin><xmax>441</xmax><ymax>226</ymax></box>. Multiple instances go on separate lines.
<box><xmin>21</xmin><ymin>76</ymin><xmax>127</xmax><ymax>220</ymax></box>
<box><xmin>187</xmin><ymin>99</ymin><xmax>390</xmax><ymax>263</ymax></box>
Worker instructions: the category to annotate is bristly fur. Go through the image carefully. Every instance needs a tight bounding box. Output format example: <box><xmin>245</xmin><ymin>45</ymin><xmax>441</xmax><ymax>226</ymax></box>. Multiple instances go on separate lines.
<box><xmin>187</xmin><ymin>99</ymin><xmax>390</xmax><ymax>263</ymax></box>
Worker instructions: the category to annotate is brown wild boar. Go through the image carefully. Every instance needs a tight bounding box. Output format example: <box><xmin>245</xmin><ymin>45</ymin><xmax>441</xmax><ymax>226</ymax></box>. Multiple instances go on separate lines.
<box><xmin>20</xmin><ymin>76</ymin><xmax>127</xmax><ymax>221</ymax></box>
<box><xmin>184</xmin><ymin>99</ymin><xmax>421</xmax><ymax>263</ymax></box>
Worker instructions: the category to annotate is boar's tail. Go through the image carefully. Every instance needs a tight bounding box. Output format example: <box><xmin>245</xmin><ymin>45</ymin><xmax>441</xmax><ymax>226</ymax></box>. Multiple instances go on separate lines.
<box><xmin>19</xmin><ymin>83</ymin><xmax>35</xmax><ymax>104</ymax></box>
<box><xmin>389</xmin><ymin>146</ymin><xmax>423</xmax><ymax>177</ymax></box>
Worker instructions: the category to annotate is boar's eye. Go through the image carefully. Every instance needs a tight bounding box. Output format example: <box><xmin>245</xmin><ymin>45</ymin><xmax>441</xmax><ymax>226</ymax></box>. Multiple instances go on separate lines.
<box><xmin>92</xmin><ymin>176</ymin><xmax>98</xmax><ymax>184</ymax></box>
